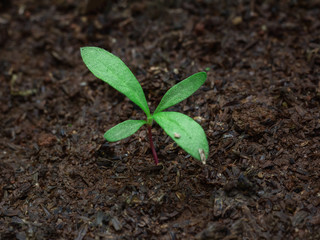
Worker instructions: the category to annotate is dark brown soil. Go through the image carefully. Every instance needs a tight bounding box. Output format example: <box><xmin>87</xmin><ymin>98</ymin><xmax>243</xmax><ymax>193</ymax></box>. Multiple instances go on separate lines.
<box><xmin>1</xmin><ymin>0</ymin><xmax>320</xmax><ymax>239</ymax></box>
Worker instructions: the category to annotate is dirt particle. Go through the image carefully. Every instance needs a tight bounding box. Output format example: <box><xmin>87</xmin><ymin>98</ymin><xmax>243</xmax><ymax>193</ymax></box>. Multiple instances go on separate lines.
<box><xmin>37</xmin><ymin>133</ymin><xmax>57</xmax><ymax>147</ymax></box>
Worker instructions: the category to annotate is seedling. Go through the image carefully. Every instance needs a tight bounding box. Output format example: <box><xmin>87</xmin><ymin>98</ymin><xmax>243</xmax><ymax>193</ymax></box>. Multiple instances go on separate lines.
<box><xmin>80</xmin><ymin>47</ymin><xmax>209</xmax><ymax>165</ymax></box>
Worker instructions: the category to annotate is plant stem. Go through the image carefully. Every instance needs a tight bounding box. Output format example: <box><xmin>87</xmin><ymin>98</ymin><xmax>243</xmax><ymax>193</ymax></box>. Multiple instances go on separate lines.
<box><xmin>147</xmin><ymin>125</ymin><xmax>158</xmax><ymax>165</ymax></box>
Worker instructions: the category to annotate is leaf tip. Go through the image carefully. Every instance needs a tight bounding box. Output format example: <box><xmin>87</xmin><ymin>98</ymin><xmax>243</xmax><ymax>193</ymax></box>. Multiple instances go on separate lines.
<box><xmin>80</xmin><ymin>46</ymin><xmax>89</xmax><ymax>59</ymax></box>
<box><xmin>80</xmin><ymin>46</ymin><xmax>87</xmax><ymax>53</ymax></box>
<box><xmin>103</xmin><ymin>131</ymin><xmax>112</xmax><ymax>142</ymax></box>
<box><xmin>199</xmin><ymin>71</ymin><xmax>207</xmax><ymax>80</ymax></box>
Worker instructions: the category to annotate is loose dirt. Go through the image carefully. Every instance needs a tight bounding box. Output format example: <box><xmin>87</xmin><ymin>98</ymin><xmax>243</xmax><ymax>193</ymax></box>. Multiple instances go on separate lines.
<box><xmin>1</xmin><ymin>0</ymin><xmax>320</xmax><ymax>239</ymax></box>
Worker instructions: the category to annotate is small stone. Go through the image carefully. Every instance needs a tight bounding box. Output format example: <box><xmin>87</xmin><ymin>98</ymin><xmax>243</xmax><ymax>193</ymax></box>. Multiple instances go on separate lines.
<box><xmin>232</xmin><ymin>16</ymin><xmax>242</xmax><ymax>25</ymax></box>
<box><xmin>174</xmin><ymin>132</ymin><xmax>180</xmax><ymax>139</ymax></box>
<box><xmin>110</xmin><ymin>217</ymin><xmax>122</xmax><ymax>231</ymax></box>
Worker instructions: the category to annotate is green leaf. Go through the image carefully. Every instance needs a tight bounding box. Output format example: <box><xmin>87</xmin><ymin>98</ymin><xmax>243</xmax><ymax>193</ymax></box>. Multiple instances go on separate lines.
<box><xmin>104</xmin><ymin>120</ymin><xmax>146</xmax><ymax>142</ymax></box>
<box><xmin>153</xmin><ymin>112</ymin><xmax>209</xmax><ymax>161</ymax></box>
<box><xmin>154</xmin><ymin>72</ymin><xmax>207</xmax><ymax>114</ymax></box>
<box><xmin>80</xmin><ymin>47</ymin><xmax>150</xmax><ymax>116</ymax></box>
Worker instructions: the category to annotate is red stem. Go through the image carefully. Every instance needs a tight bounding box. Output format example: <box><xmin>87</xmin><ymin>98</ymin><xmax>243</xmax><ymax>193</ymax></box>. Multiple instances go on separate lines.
<box><xmin>148</xmin><ymin>125</ymin><xmax>158</xmax><ymax>165</ymax></box>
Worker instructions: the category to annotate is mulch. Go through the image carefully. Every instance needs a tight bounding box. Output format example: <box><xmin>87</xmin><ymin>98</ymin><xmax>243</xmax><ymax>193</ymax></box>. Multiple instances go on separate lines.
<box><xmin>1</xmin><ymin>0</ymin><xmax>320</xmax><ymax>239</ymax></box>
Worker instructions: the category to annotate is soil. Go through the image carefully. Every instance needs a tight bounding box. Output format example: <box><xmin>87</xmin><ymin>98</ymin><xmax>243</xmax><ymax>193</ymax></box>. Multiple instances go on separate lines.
<box><xmin>1</xmin><ymin>0</ymin><xmax>320</xmax><ymax>239</ymax></box>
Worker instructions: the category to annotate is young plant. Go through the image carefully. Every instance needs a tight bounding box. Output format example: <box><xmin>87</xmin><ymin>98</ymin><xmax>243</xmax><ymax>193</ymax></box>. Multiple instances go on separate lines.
<box><xmin>80</xmin><ymin>47</ymin><xmax>209</xmax><ymax>165</ymax></box>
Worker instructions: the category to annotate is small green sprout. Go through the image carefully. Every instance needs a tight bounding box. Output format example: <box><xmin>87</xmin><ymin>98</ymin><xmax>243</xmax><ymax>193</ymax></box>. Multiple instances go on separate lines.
<box><xmin>80</xmin><ymin>47</ymin><xmax>209</xmax><ymax>165</ymax></box>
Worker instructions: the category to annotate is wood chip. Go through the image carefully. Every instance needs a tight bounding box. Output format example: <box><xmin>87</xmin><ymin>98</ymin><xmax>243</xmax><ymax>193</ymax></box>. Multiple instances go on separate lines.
<box><xmin>199</xmin><ymin>148</ymin><xmax>206</xmax><ymax>165</ymax></box>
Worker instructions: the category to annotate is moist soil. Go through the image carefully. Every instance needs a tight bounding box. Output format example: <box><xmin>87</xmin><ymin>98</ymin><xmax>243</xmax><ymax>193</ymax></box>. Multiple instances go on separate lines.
<box><xmin>1</xmin><ymin>0</ymin><xmax>320</xmax><ymax>239</ymax></box>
